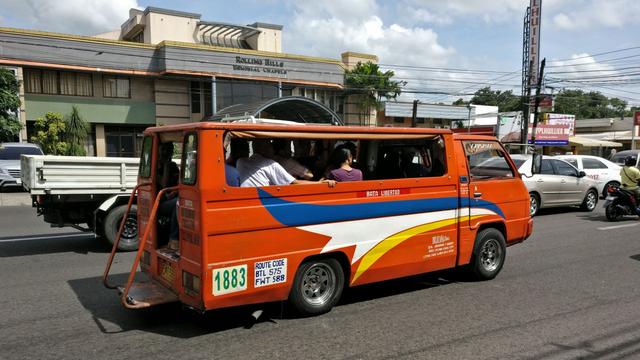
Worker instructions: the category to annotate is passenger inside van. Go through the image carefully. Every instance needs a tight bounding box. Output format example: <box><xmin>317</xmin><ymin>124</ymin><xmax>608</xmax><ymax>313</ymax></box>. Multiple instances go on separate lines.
<box><xmin>272</xmin><ymin>139</ymin><xmax>314</xmax><ymax>180</ymax></box>
<box><xmin>326</xmin><ymin>147</ymin><xmax>362</xmax><ymax>182</ymax></box>
<box><xmin>237</xmin><ymin>139</ymin><xmax>336</xmax><ymax>188</ymax></box>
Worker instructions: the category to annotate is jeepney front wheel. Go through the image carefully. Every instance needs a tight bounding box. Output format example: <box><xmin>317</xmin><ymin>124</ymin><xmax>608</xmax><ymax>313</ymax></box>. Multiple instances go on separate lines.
<box><xmin>467</xmin><ymin>228</ymin><xmax>506</xmax><ymax>281</ymax></box>
<box><xmin>289</xmin><ymin>258</ymin><xmax>344</xmax><ymax>316</ymax></box>
<box><xmin>104</xmin><ymin>204</ymin><xmax>139</xmax><ymax>252</ymax></box>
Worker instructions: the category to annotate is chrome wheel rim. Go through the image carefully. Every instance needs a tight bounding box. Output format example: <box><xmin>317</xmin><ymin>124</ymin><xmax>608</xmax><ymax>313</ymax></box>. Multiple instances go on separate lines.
<box><xmin>301</xmin><ymin>263</ymin><xmax>335</xmax><ymax>306</ymax></box>
<box><xmin>586</xmin><ymin>192</ymin><xmax>597</xmax><ymax>210</ymax></box>
<box><xmin>480</xmin><ymin>239</ymin><xmax>502</xmax><ymax>272</ymax></box>
<box><xmin>530</xmin><ymin>195</ymin><xmax>538</xmax><ymax>216</ymax></box>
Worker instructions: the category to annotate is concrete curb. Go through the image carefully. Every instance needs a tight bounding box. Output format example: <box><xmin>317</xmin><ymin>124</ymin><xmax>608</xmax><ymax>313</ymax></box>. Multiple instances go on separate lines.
<box><xmin>0</xmin><ymin>192</ymin><xmax>32</xmax><ymax>207</ymax></box>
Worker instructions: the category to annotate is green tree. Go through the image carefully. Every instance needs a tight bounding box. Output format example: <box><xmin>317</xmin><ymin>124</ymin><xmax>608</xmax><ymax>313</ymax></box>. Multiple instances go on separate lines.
<box><xmin>345</xmin><ymin>62</ymin><xmax>406</xmax><ymax>123</ymax></box>
<box><xmin>554</xmin><ymin>89</ymin><xmax>627</xmax><ymax>119</ymax></box>
<box><xmin>31</xmin><ymin>112</ymin><xmax>67</xmax><ymax>155</ymax></box>
<box><xmin>65</xmin><ymin>106</ymin><xmax>88</xmax><ymax>156</ymax></box>
<box><xmin>0</xmin><ymin>68</ymin><xmax>22</xmax><ymax>142</ymax></box>
<box><xmin>469</xmin><ymin>87</ymin><xmax>522</xmax><ymax>112</ymax></box>
<box><xmin>452</xmin><ymin>98</ymin><xmax>467</xmax><ymax>106</ymax></box>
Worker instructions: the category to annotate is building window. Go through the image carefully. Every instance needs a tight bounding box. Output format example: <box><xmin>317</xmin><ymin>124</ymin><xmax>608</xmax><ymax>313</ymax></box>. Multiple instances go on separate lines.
<box><xmin>103</xmin><ymin>76</ymin><xmax>130</xmax><ymax>98</ymax></box>
<box><xmin>393</xmin><ymin>117</ymin><xmax>404</xmax><ymax>123</ymax></box>
<box><xmin>105</xmin><ymin>126</ymin><xmax>146</xmax><ymax>157</ymax></box>
<box><xmin>203</xmin><ymin>83</ymin><xmax>213</xmax><ymax>116</ymax></box>
<box><xmin>131</xmin><ymin>31</ymin><xmax>144</xmax><ymax>43</ymax></box>
<box><xmin>215</xmin><ymin>78</ymin><xmax>278</xmax><ymax>110</ymax></box>
<box><xmin>24</xmin><ymin>69</ymin><xmax>92</xmax><ymax>96</ymax></box>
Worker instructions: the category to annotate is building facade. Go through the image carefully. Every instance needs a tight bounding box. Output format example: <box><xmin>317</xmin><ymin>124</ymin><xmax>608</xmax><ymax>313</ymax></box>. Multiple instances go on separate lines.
<box><xmin>0</xmin><ymin>7</ymin><xmax>375</xmax><ymax>156</ymax></box>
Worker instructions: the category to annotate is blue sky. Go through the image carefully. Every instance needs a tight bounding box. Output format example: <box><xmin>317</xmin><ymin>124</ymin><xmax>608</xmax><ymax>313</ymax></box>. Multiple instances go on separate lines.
<box><xmin>1</xmin><ymin>0</ymin><xmax>640</xmax><ymax>105</ymax></box>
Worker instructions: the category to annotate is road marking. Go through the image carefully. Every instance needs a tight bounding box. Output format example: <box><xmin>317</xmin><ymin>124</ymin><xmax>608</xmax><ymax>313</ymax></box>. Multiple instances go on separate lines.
<box><xmin>0</xmin><ymin>233</ymin><xmax>93</xmax><ymax>243</ymax></box>
<box><xmin>597</xmin><ymin>223</ymin><xmax>640</xmax><ymax>231</ymax></box>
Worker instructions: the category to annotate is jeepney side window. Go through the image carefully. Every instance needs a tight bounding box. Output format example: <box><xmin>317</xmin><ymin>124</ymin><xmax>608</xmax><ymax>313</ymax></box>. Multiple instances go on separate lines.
<box><xmin>464</xmin><ymin>141</ymin><xmax>515</xmax><ymax>179</ymax></box>
<box><xmin>182</xmin><ymin>133</ymin><xmax>197</xmax><ymax>185</ymax></box>
<box><xmin>139</xmin><ymin>136</ymin><xmax>152</xmax><ymax>178</ymax></box>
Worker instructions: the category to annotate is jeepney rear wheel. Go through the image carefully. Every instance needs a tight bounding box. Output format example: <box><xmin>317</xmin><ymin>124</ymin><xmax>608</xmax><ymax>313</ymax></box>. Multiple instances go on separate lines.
<box><xmin>289</xmin><ymin>258</ymin><xmax>344</xmax><ymax>316</ymax></box>
<box><xmin>104</xmin><ymin>204</ymin><xmax>139</xmax><ymax>252</ymax></box>
<box><xmin>467</xmin><ymin>228</ymin><xmax>506</xmax><ymax>281</ymax></box>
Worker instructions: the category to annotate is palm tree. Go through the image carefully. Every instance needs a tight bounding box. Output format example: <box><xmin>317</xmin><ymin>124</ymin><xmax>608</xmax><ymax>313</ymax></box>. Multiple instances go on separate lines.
<box><xmin>345</xmin><ymin>62</ymin><xmax>406</xmax><ymax>125</ymax></box>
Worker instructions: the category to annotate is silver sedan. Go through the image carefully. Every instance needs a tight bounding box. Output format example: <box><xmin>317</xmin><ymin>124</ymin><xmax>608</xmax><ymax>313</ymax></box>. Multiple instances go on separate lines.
<box><xmin>512</xmin><ymin>155</ymin><xmax>600</xmax><ymax>216</ymax></box>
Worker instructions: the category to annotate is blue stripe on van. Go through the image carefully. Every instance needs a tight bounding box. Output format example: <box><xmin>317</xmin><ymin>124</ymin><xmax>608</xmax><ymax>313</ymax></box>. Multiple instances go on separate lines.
<box><xmin>257</xmin><ymin>189</ymin><xmax>504</xmax><ymax>227</ymax></box>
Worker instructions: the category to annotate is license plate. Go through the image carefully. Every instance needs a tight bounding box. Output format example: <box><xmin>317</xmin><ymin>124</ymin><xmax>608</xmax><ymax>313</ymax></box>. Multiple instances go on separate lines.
<box><xmin>159</xmin><ymin>259</ymin><xmax>175</xmax><ymax>283</ymax></box>
<box><xmin>605</xmin><ymin>196</ymin><xmax>616</xmax><ymax>201</ymax></box>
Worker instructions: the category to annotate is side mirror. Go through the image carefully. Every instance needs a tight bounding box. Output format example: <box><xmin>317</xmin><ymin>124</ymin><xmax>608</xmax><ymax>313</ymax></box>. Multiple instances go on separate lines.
<box><xmin>578</xmin><ymin>170</ymin><xmax>586</xmax><ymax>178</ymax></box>
<box><xmin>531</xmin><ymin>153</ymin><xmax>542</xmax><ymax>175</ymax></box>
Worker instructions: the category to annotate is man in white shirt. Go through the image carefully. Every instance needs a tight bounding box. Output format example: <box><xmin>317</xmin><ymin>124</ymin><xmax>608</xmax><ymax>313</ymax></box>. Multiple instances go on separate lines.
<box><xmin>238</xmin><ymin>139</ymin><xmax>335</xmax><ymax>188</ymax></box>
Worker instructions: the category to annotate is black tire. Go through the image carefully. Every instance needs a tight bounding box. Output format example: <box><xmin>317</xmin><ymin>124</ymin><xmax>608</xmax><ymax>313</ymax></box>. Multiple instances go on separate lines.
<box><xmin>529</xmin><ymin>192</ymin><xmax>540</xmax><ymax>217</ymax></box>
<box><xmin>467</xmin><ymin>228</ymin><xmax>506</xmax><ymax>281</ymax></box>
<box><xmin>104</xmin><ymin>204</ymin><xmax>139</xmax><ymax>251</ymax></box>
<box><xmin>603</xmin><ymin>181</ymin><xmax>620</xmax><ymax>198</ymax></box>
<box><xmin>289</xmin><ymin>258</ymin><xmax>344</xmax><ymax>316</ymax></box>
<box><xmin>605</xmin><ymin>203</ymin><xmax>623</xmax><ymax>222</ymax></box>
<box><xmin>581</xmin><ymin>190</ymin><xmax>598</xmax><ymax>212</ymax></box>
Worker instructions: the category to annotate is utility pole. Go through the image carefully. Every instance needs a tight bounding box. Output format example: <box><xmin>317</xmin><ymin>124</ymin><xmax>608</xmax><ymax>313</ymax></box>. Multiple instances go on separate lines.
<box><xmin>411</xmin><ymin>99</ymin><xmax>419</xmax><ymax>128</ymax></box>
<box><xmin>530</xmin><ymin>58</ymin><xmax>546</xmax><ymax>147</ymax></box>
<box><xmin>467</xmin><ymin>104</ymin><xmax>472</xmax><ymax>133</ymax></box>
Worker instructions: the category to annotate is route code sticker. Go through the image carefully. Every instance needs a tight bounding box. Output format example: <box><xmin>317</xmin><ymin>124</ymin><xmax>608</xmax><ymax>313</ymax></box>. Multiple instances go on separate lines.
<box><xmin>254</xmin><ymin>258</ymin><xmax>287</xmax><ymax>288</ymax></box>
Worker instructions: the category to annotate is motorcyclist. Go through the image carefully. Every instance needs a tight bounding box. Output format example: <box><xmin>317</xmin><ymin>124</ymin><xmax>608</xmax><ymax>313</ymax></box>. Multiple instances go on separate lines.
<box><xmin>620</xmin><ymin>156</ymin><xmax>640</xmax><ymax>209</ymax></box>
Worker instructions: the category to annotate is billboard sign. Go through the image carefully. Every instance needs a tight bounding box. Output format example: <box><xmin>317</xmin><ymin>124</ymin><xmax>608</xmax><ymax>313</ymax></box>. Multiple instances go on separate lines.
<box><xmin>538</xmin><ymin>94</ymin><xmax>553</xmax><ymax>112</ymax></box>
<box><xmin>546</xmin><ymin>113</ymin><xmax>575</xmax><ymax>136</ymax></box>
<box><xmin>527</xmin><ymin>124</ymin><xmax>569</xmax><ymax>145</ymax></box>
<box><xmin>497</xmin><ymin>113</ymin><xmax>523</xmax><ymax>143</ymax></box>
<box><xmin>529</xmin><ymin>0</ymin><xmax>542</xmax><ymax>86</ymax></box>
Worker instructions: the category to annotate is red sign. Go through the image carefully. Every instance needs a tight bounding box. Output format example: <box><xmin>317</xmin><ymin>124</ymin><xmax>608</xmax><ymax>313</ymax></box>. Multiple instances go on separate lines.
<box><xmin>635</xmin><ymin>111</ymin><xmax>640</xmax><ymax>126</ymax></box>
<box><xmin>527</xmin><ymin>124</ymin><xmax>569</xmax><ymax>145</ymax></box>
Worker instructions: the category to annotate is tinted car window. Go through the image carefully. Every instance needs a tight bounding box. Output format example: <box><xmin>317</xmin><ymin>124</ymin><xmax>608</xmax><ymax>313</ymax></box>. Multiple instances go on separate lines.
<box><xmin>463</xmin><ymin>141</ymin><xmax>514</xmax><ymax>179</ymax></box>
<box><xmin>512</xmin><ymin>159</ymin><xmax>526</xmax><ymax>168</ymax></box>
<box><xmin>564</xmin><ymin>158</ymin><xmax>578</xmax><ymax>168</ymax></box>
<box><xmin>541</xmin><ymin>159</ymin><xmax>554</xmax><ymax>175</ymax></box>
<box><xmin>553</xmin><ymin>160</ymin><xmax>577</xmax><ymax>176</ymax></box>
<box><xmin>582</xmin><ymin>158</ymin><xmax>607</xmax><ymax>169</ymax></box>
<box><xmin>0</xmin><ymin>146</ymin><xmax>43</xmax><ymax>160</ymax></box>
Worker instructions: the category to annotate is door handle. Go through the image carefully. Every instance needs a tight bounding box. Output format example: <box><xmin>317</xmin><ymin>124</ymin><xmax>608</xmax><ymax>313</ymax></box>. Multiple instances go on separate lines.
<box><xmin>537</xmin><ymin>179</ymin><xmax>544</xmax><ymax>183</ymax></box>
<box><xmin>561</xmin><ymin>179</ymin><xmax>567</xmax><ymax>183</ymax></box>
<box><xmin>474</xmin><ymin>192</ymin><xmax>482</xmax><ymax>198</ymax></box>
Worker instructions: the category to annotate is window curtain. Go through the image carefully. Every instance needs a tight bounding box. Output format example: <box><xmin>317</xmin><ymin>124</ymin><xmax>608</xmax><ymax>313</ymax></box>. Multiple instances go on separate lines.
<box><xmin>76</xmin><ymin>73</ymin><xmax>93</xmax><ymax>96</ymax></box>
<box><xmin>41</xmin><ymin>70</ymin><xmax>58</xmax><ymax>94</ymax></box>
<box><xmin>60</xmin><ymin>72</ymin><xmax>76</xmax><ymax>95</ymax></box>
<box><xmin>116</xmin><ymin>78</ymin><xmax>130</xmax><ymax>98</ymax></box>
<box><xmin>103</xmin><ymin>76</ymin><xmax>117</xmax><ymax>97</ymax></box>
<box><xmin>25</xmin><ymin>70</ymin><xmax>41</xmax><ymax>93</ymax></box>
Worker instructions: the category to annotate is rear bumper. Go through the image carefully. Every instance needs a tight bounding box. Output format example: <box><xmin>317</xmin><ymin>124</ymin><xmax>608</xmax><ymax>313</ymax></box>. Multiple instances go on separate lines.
<box><xmin>524</xmin><ymin>217</ymin><xmax>534</xmax><ymax>240</ymax></box>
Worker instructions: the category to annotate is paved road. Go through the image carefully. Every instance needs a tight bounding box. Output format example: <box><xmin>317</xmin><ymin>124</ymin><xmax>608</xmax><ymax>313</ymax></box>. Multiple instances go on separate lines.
<box><xmin>1</xmin><ymin>204</ymin><xmax>640</xmax><ymax>360</ymax></box>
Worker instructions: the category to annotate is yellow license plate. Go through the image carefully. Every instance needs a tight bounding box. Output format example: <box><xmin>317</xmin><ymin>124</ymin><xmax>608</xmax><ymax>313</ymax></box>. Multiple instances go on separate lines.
<box><xmin>159</xmin><ymin>260</ymin><xmax>175</xmax><ymax>283</ymax></box>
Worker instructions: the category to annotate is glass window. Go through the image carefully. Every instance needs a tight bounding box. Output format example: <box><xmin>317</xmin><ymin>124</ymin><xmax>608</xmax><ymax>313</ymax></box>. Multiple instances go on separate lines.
<box><xmin>42</xmin><ymin>70</ymin><xmax>58</xmax><ymax>94</ymax></box>
<box><xmin>564</xmin><ymin>158</ymin><xmax>578</xmax><ymax>168</ymax></box>
<box><xmin>0</xmin><ymin>145</ymin><xmax>43</xmax><ymax>160</ymax></box>
<box><xmin>182</xmin><ymin>134</ymin><xmax>197</xmax><ymax>185</ymax></box>
<box><xmin>541</xmin><ymin>160</ymin><xmax>554</xmax><ymax>175</ymax></box>
<box><xmin>215</xmin><ymin>78</ymin><xmax>279</xmax><ymax>110</ymax></box>
<box><xmin>24</xmin><ymin>69</ymin><xmax>42</xmax><ymax>93</ymax></box>
<box><xmin>464</xmin><ymin>141</ymin><xmax>514</xmax><ymax>179</ymax></box>
<box><xmin>103</xmin><ymin>76</ymin><xmax>130</xmax><ymax>98</ymax></box>
<box><xmin>553</xmin><ymin>160</ymin><xmax>578</xmax><ymax>176</ymax></box>
<box><xmin>190</xmin><ymin>81</ymin><xmax>201</xmax><ymax>113</ymax></box>
<box><xmin>583</xmin><ymin>158</ymin><xmax>607</xmax><ymax>169</ymax></box>
<box><xmin>139</xmin><ymin>136</ymin><xmax>153</xmax><ymax>178</ymax></box>
<box><xmin>203</xmin><ymin>83</ymin><xmax>212</xmax><ymax>116</ymax></box>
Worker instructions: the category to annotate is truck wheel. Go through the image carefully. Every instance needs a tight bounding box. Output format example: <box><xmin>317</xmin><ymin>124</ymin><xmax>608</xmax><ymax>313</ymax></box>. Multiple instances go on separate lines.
<box><xmin>289</xmin><ymin>258</ymin><xmax>344</xmax><ymax>316</ymax></box>
<box><xmin>467</xmin><ymin>228</ymin><xmax>506</xmax><ymax>281</ymax></box>
<box><xmin>104</xmin><ymin>205</ymin><xmax>138</xmax><ymax>251</ymax></box>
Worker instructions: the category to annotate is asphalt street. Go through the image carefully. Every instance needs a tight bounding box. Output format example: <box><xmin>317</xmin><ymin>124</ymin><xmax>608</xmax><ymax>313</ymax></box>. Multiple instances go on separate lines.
<box><xmin>1</xmin><ymin>203</ymin><xmax>640</xmax><ymax>360</ymax></box>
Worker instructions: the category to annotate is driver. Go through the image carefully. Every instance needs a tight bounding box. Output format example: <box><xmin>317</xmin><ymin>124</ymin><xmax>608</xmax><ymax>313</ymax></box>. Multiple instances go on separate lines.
<box><xmin>620</xmin><ymin>155</ymin><xmax>640</xmax><ymax>202</ymax></box>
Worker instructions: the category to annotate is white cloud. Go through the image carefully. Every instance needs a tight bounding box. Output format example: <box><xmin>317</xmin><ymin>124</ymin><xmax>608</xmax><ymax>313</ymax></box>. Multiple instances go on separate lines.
<box><xmin>0</xmin><ymin>0</ymin><xmax>140</xmax><ymax>35</ymax></box>
<box><xmin>551</xmin><ymin>0</ymin><xmax>640</xmax><ymax>30</ymax></box>
<box><xmin>286</xmin><ymin>1</ymin><xmax>455</xmax><ymax>67</ymax></box>
<box><xmin>401</xmin><ymin>0</ymin><xmax>525</xmax><ymax>24</ymax></box>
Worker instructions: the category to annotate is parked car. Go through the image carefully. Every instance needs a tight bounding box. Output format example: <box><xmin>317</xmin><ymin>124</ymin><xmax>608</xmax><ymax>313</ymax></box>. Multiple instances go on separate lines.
<box><xmin>555</xmin><ymin>155</ymin><xmax>621</xmax><ymax>197</ymax></box>
<box><xmin>512</xmin><ymin>154</ymin><xmax>600</xmax><ymax>216</ymax></box>
<box><xmin>611</xmin><ymin>150</ymin><xmax>640</xmax><ymax>168</ymax></box>
<box><xmin>0</xmin><ymin>143</ymin><xmax>43</xmax><ymax>191</ymax></box>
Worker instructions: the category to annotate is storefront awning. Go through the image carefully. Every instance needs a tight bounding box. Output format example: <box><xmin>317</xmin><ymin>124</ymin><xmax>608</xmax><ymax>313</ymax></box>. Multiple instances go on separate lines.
<box><xmin>569</xmin><ymin>136</ymin><xmax>622</xmax><ymax>148</ymax></box>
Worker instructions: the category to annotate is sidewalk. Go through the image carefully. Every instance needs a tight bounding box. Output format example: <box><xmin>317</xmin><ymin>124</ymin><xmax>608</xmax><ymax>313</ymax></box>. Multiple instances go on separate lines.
<box><xmin>0</xmin><ymin>192</ymin><xmax>32</xmax><ymax>206</ymax></box>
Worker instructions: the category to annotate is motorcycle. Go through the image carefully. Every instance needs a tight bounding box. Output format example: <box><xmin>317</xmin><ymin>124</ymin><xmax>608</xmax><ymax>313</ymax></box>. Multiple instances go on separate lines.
<box><xmin>604</xmin><ymin>185</ymin><xmax>640</xmax><ymax>221</ymax></box>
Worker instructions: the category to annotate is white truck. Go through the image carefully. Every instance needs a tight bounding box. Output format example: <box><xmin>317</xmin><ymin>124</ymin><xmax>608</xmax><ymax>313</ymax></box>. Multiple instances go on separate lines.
<box><xmin>20</xmin><ymin>155</ymin><xmax>141</xmax><ymax>251</ymax></box>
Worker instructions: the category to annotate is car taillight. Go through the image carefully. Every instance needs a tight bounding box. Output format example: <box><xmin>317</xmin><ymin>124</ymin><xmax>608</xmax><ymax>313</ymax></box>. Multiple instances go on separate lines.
<box><xmin>182</xmin><ymin>271</ymin><xmax>200</xmax><ymax>296</ymax></box>
<box><xmin>608</xmin><ymin>186</ymin><xmax>617</xmax><ymax>193</ymax></box>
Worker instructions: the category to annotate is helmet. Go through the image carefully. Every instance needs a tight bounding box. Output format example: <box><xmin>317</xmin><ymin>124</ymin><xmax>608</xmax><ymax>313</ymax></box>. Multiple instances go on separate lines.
<box><xmin>624</xmin><ymin>156</ymin><xmax>637</xmax><ymax>167</ymax></box>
